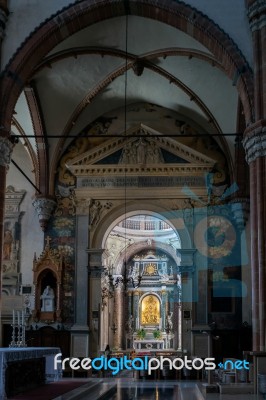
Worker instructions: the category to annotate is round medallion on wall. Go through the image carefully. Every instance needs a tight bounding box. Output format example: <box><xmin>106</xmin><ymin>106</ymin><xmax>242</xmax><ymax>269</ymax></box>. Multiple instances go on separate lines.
<box><xmin>194</xmin><ymin>215</ymin><xmax>237</xmax><ymax>260</ymax></box>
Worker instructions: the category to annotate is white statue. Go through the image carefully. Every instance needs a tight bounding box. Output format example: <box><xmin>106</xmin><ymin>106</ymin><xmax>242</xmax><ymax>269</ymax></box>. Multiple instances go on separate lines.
<box><xmin>167</xmin><ymin>312</ymin><xmax>173</xmax><ymax>331</ymax></box>
<box><xmin>41</xmin><ymin>285</ymin><xmax>55</xmax><ymax>312</ymax></box>
<box><xmin>127</xmin><ymin>315</ymin><xmax>134</xmax><ymax>333</ymax></box>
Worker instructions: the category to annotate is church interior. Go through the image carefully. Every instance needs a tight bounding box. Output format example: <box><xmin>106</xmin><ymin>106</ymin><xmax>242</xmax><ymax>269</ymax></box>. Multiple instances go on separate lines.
<box><xmin>0</xmin><ymin>0</ymin><xmax>265</xmax><ymax>399</ymax></box>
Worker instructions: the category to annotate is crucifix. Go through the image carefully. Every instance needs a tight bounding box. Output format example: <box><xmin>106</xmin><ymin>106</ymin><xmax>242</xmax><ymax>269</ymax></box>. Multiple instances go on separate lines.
<box><xmin>45</xmin><ymin>235</ymin><xmax>52</xmax><ymax>248</ymax></box>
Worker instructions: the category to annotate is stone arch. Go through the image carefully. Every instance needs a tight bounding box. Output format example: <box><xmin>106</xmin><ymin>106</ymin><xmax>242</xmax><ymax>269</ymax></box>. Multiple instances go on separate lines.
<box><xmin>114</xmin><ymin>240</ymin><xmax>181</xmax><ymax>276</ymax></box>
<box><xmin>1</xmin><ymin>0</ymin><xmax>253</xmax><ymax>133</ymax></box>
<box><xmin>96</xmin><ymin>206</ymin><xmax>192</xmax><ymax>252</ymax></box>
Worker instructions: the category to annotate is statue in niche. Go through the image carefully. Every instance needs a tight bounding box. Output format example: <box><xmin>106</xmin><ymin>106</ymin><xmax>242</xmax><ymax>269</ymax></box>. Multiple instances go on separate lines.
<box><xmin>159</xmin><ymin>263</ymin><xmax>169</xmax><ymax>281</ymax></box>
<box><xmin>3</xmin><ymin>229</ymin><xmax>13</xmax><ymax>260</ymax></box>
<box><xmin>127</xmin><ymin>315</ymin><xmax>134</xmax><ymax>333</ymax></box>
<box><xmin>41</xmin><ymin>285</ymin><xmax>55</xmax><ymax>312</ymax></box>
<box><xmin>166</xmin><ymin>312</ymin><xmax>173</xmax><ymax>331</ymax></box>
<box><xmin>89</xmin><ymin>200</ymin><xmax>102</xmax><ymax>227</ymax></box>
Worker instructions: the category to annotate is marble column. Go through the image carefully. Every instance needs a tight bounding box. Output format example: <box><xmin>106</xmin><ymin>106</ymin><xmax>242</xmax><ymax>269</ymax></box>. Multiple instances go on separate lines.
<box><xmin>243</xmin><ymin>0</ymin><xmax>266</xmax><ymax>351</ymax></box>
<box><xmin>113</xmin><ymin>275</ymin><xmax>124</xmax><ymax>349</ymax></box>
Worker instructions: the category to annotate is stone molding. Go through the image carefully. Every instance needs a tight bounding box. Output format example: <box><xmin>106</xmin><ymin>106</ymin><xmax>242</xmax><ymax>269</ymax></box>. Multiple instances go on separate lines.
<box><xmin>0</xmin><ymin>136</ymin><xmax>13</xmax><ymax>167</ymax></box>
<box><xmin>243</xmin><ymin>125</ymin><xmax>266</xmax><ymax>164</ymax></box>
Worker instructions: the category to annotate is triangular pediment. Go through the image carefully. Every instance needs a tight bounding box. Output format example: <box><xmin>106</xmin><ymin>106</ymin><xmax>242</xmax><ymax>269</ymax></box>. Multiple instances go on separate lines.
<box><xmin>66</xmin><ymin>124</ymin><xmax>216</xmax><ymax>177</ymax></box>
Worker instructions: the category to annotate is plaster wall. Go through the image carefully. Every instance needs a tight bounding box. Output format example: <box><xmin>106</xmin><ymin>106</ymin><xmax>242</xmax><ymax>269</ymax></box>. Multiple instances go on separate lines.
<box><xmin>1</xmin><ymin>0</ymin><xmax>73</xmax><ymax>68</ymax></box>
<box><xmin>182</xmin><ymin>0</ymin><xmax>253</xmax><ymax>66</ymax></box>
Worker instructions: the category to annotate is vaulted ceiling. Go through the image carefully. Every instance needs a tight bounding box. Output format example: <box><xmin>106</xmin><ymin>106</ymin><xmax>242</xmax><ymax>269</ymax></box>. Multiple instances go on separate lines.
<box><xmin>9</xmin><ymin>13</ymin><xmax>246</xmax><ymax>194</ymax></box>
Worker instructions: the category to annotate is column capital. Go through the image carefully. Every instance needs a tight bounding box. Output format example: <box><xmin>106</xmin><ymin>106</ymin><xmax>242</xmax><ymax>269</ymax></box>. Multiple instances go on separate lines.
<box><xmin>32</xmin><ymin>195</ymin><xmax>56</xmax><ymax>231</ymax></box>
<box><xmin>243</xmin><ymin>120</ymin><xmax>266</xmax><ymax>163</ymax></box>
<box><xmin>247</xmin><ymin>0</ymin><xmax>266</xmax><ymax>31</ymax></box>
<box><xmin>0</xmin><ymin>136</ymin><xmax>13</xmax><ymax>168</ymax></box>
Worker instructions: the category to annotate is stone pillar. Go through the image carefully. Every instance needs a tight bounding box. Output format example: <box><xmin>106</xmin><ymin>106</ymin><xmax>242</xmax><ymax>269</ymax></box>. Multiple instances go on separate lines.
<box><xmin>243</xmin><ymin>0</ymin><xmax>266</xmax><ymax>351</ymax></box>
<box><xmin>113</xmin><ymin>275</ymin><xmax>124</xmax><ymax>349</ymax></box>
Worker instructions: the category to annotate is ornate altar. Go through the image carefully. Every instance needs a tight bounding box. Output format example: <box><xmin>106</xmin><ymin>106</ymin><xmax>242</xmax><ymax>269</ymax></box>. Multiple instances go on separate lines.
<box><xmin>32</xmin><ymin>237</ymin><xmax>64</xmax><ymax>322</ymax></box>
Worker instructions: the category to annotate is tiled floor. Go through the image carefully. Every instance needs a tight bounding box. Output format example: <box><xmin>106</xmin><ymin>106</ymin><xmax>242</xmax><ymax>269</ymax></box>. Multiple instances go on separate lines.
<box><xmin>14</xmin><ymin>378</ymin><xmax>265</xmax><ymax>400</ymax></box>
<box><xmin>71</xmin><ymin>379</ymin><xmax>266</xmax><ymax>400</ymax></box>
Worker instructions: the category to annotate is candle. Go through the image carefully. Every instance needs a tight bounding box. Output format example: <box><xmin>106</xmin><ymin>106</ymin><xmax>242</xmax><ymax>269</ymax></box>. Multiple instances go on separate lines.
<box><xmin>12</xmin><ymin>310</ymin><xmax>15</xmax><ymax>325</ymax></box>
<box><xmin>17</xmin><ymin>311</ymin><xmax>20</xmax><ymax>326</ymax></box>
<box><xmin>22</xmin><ymin>311</ymin><xmax>24</xmax><ymax>326</ymax></box>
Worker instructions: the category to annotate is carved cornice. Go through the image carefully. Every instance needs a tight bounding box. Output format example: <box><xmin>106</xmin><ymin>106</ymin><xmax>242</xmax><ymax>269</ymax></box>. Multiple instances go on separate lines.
<box><xmin>243</xmin><ymin>122</ymin><xmax>266</xmax><ymax>163</ymax></box>
<box><xmin>72</xmin><ymin>164</ymin><xmax>213</xmax><ymax>177</ymax></box>
<box><xmin>247</xmin><ymin>0</ymin><xmax>266</xmax><ymax>31</ymax></box>
<box><xmin>0</xmin><ymin>136</ymin><xmax>13</xmax><ymax>167</ymax></box>
<box><xmin>66</xmin><ymin>124</ymin><xmax>216</xmax><ymax>178</ymax></box>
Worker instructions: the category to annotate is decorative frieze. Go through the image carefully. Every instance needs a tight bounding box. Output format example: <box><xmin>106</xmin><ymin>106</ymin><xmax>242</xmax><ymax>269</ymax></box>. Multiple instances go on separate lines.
<box><xmin>80</xmin><ymin>176</ymin><xmax>205</xmax><ymax>188</ymax></box>
<box><xmin>243</xmin><ymin>125</ymin><xmax>266</xmax><ymax>164</ymax></box>
<box><xmin>0</xmin><ymin>136</ymin><xmax>13</xmax><ymax>168</ymax></box>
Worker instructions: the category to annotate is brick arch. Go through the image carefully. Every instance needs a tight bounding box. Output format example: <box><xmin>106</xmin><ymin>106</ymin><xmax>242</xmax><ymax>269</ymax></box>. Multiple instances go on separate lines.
<box><xmin>0</xmin><ymin>0</ymin><xmax>254</xmax><ymax>131</ymax></box>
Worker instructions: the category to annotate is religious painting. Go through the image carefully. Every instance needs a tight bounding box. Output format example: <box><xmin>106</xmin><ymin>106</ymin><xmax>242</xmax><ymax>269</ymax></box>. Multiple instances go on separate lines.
<box><xmin>141</xmin><ymin>295</ymin><xmax>160</xmax><ymax>325</ymax></box>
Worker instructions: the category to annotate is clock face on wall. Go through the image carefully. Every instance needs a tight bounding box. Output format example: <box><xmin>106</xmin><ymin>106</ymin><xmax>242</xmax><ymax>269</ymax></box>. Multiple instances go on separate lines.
<box><xmin>194</xmin><ymin>215</ymin><xmax>237</xmax><ymax>259</ymax></box>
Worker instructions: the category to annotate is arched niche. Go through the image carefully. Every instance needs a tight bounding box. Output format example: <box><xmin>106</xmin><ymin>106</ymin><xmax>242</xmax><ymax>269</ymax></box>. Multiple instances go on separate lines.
<box><xmin>32</xmin><ymin>237</ymin><xmax>63</xmax><ymax>323</ymax></box>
